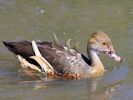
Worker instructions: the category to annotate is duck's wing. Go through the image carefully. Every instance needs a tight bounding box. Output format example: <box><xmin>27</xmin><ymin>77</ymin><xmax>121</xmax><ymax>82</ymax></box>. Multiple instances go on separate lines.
<box><xmin>3</xmin><ymin>41</ymin><xmax>89</xmax><ymax>75</ymax></box>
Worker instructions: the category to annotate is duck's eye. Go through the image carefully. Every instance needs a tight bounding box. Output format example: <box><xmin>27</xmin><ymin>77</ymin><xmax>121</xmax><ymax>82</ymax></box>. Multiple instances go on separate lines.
<box><xmin>102</xmin><ymin>42</ymin><xmax>107</xmax><ymax>45</ymax></box>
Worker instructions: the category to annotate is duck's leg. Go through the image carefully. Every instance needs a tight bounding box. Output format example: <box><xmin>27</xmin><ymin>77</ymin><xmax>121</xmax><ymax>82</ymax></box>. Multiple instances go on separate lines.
<box><xmin>31</xmin><ymin>41</ymin><xmax>54</xmax><ymax>75</ymax></box>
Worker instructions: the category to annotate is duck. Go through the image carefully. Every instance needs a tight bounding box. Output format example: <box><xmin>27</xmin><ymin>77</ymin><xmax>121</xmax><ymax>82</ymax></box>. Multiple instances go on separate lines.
<box><xmin>3</xmin><ymin>31</ymin><xmax>121</xmax><ymax>79</ymax></box>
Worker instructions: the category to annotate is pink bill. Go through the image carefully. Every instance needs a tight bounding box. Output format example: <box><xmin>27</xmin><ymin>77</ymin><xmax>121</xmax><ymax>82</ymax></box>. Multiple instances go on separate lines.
<box><xmin>106</xmin><ymin>52</ymin><xmax>122</xmax><ymax>62</ymax></box>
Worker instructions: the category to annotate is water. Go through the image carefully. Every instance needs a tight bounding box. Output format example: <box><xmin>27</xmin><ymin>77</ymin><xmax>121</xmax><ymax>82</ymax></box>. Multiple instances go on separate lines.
<box><xmin>0</xmin><ymin>0</ymin><xmax>132</xmax><ymax>100</ymax></box>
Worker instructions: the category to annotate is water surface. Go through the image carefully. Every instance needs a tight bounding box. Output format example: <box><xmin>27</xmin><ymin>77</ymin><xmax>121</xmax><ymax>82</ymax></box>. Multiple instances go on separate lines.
<box><xmin>0</xmin><ymin>0</ymin><xmax>133</xmax><ymax>100</ymax></box>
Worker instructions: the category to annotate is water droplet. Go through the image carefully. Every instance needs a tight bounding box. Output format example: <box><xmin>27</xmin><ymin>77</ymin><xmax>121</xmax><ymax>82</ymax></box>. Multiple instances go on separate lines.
<box><xmin>63</xmin><ymin>32</ymin><xmax>67</xmax><ymax>35</ymax></box>
<box><xmin>40</xmin><ymin>10</ymin><xmax>45</xmax><ymax>14</ymax></box>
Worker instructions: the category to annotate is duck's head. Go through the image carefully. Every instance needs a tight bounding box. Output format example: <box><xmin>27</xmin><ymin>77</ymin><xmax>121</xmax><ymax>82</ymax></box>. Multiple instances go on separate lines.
<box><xmin>88</xmin><ymin>31</ymin><xmax>121</xmax><ymax>62</ymax></box>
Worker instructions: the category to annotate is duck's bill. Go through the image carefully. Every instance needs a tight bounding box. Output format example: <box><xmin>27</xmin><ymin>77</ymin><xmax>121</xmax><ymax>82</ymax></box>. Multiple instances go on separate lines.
<box><xmin>106</xmin><ymin>52</ymin><xmax>122</xmax><ymax>62</ymax></box>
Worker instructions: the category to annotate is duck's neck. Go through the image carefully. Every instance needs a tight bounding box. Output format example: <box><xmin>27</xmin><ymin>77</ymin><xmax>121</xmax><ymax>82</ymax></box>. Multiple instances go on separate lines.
<box><xmin>88</xmin><ymin>49</ymin><xmax>105</xmax><ymax>74</ymax></box>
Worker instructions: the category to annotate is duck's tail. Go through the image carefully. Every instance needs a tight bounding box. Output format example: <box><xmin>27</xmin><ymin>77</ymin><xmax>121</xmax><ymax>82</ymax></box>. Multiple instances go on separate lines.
<box><xmin>3</xmin><ymin>41</ymin><xmax>55</xmax><ymax>75</ymax></box>
<box><xmin>3</xmin><ymin>41</ymin><xmax>34</xmax><ymax>58</ymax></box>
<box><xmin>3</xmin><ymin>41</ymin><xmax>18</xmax><ymax>54</ymax></box>
<box><xmin>3</xmin><ymin>41</ymin><xmax>16</xmax><ymax>48</ymax></box>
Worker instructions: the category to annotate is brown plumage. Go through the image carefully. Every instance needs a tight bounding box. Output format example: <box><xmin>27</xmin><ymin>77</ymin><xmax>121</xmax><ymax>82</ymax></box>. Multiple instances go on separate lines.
<box><xmin>3</xmin><ymin>31</ymin><xmax>121</xmax><ymax>79</ymax></box>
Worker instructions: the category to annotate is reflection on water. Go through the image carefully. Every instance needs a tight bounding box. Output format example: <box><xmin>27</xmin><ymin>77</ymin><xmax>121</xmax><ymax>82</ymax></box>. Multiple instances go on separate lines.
<box><xmin>86</xmin><ymin>61</ymin><xmax>128</xmax><ymax>100</ymax></box>
<box><xmin>0</xmin><ymin>0</ymin><xmax>132</xmax><ymax>100</ymax></box>
<box><xmin>0</xmin><ymin>61</ymin><xmax>128</xmax><ymax>100</ymax></box>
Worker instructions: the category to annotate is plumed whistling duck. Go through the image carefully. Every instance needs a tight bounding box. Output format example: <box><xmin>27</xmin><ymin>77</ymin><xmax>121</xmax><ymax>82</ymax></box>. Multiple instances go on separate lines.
<box><xmin>3</xmin><ymin>31</ymin><xmax>121</xmax><ymax>79</ymax></box>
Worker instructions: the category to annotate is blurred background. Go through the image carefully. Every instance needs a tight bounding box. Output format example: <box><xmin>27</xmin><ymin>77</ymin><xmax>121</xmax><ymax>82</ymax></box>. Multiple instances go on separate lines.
<box><xmin>0</xmin><ymin>0</ymin><xmax>133</xmax><ymax>100</ymax></box>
